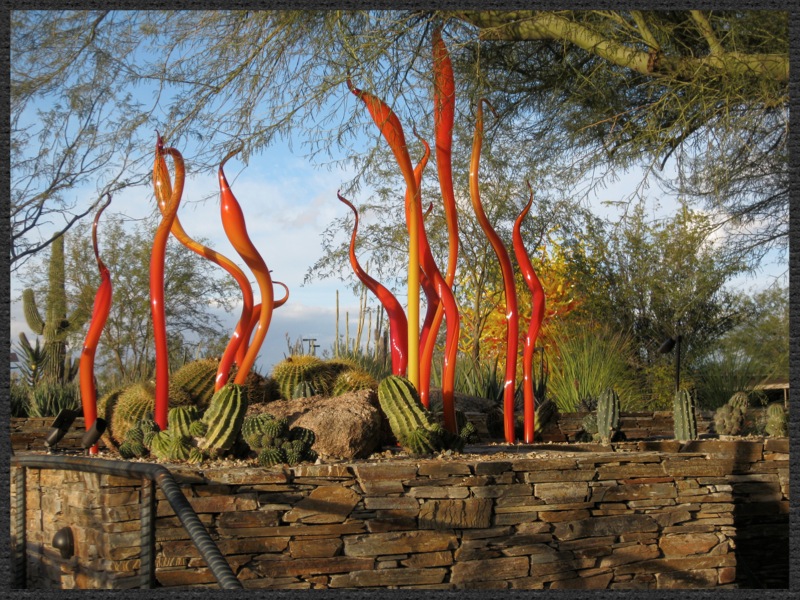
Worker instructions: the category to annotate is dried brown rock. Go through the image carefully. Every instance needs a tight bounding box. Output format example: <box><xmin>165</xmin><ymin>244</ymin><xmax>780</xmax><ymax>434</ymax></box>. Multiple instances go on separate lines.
<box><xmin>249</xmin><ymin>389</ymin><xmax>383</xmax><ymax>460</ymax></box>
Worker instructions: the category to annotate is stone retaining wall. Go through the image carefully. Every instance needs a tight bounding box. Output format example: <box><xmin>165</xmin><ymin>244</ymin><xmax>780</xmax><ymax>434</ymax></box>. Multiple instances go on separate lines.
<box><xmin>11</xmin><ymin>439</ymin><xmax>789</xmax><ymax>590</ymax></box>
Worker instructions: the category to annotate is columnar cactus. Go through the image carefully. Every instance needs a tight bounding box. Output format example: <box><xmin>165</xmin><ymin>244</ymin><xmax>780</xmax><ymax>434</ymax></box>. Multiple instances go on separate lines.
<box><xmin>596</xmin><ymin>388</ymin><xmax>620</xmax><ymax>444</ymax></box>
<box><xmin>377</xmin><ymin>376</ymin><xmax>440</xmax><ymax>452</ymax></box>
<box><xmin>22</xmin><ymin>235</ymin><xmax>87</xmax><ymax>383</ymax></box>
<box><xmin>197</xmin><ymin>383</ymin><xmax>248</xmax><ymax>456</ymax></box>
<box><xmin>673</xmin><ymin>388</ymin><xmax>698</xmax><ymax>441</ymax></box>
<box><xmin>377</xmin><ymin>375</ymin><xmax>468</xmax><ymax>455</ymax></box>
<box><xmin>765</xmin><ymin>403</ymin><xmax>787</xmax><ymax>437</ymax></box>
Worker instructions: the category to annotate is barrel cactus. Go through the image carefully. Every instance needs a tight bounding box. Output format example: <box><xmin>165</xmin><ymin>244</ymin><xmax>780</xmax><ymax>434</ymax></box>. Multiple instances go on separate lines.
<box><xmin>196</xmin><ymin>383</ymin><xmax>248</xmax><ymax>457</ymax></box>
<box><xmin>110</xmin><ymin>382</ymin><xmax>156</xmax><ymax>445</ymax></box>
<box><xmin>168</xmin><ymin>358</ymin><xmax>220</xmax><ymax>409</ymax></box>
<box><xmin>168</xmin><ymin>405</ymin><xmax>201</xmax><ymax>438</ymax></box>
<box><xmin>242</xmin><ymin>413</ymin><xmax>276</xmax><ymax>450</ymax></box>
<box><xmin>765</xmin><ymin>403</ymin><xmax>787</xmax><ymax>437</ymax></box>
<box><xmin>257</xmin><ymin>446</ymin><xmax>286</xmax><ymax>467</ymax></box>
<box><xmin>673</xmin><ymin>388</ymin><xmax>698</xmax><ymax>441</ymax></box>
<box><xmin>292</xmin><ymin>380</ymin><xmax>318</xmax><ymax>399</ymax></box>
<box><xmin>330</xmin><ymin>368</ymin><xmax>378</xmax><ymax>397</ymax></box>
<box><xmin>713</xmin><ymin>403</ymin><xmax>745</xmax><ymax>436</ymax></box>
<box><xmin>271</xmin><ymin>355</ymin><xmax>337</xmax><ymax>399</ymax></box>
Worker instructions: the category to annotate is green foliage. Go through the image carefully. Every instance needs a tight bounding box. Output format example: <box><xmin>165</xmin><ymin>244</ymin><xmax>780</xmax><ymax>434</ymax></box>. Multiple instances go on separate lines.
<box><xmin>673</xmin><ymin>388</ymin><xmax>698</xmax><ymax>441</ymax></box>
<box><xmin>43</xmin><ymin>216</ymin><xmax>240</xmax><ymax>388</ymax></box>
<box><xmin>546</xmin><ymin>322</ymin><xmax>641</xmax><ymax>413</ymax></box>
<box><xmin>432</xmin><ymin>354</ymin><xmax>504</xmax><ymax>403</ymax></box>
<box><xmin>9</xmin><ymin>379</ymin><xmax>31</xmax><ymax>417</ymax></box>
<box><xmin>15</xmin><ymin>332</ymin><xmax>46</xmax><ymax>388</ymax></box>
<box><xmin>27</xmin><ymin>381</ymin><xmax>80</xmax><ymax>418</ymax></box>
<box><xmin>713</xmin><ymin>284</ymin><xmax>789</xmax><ymax>381</ymax></box>
<box><xmin>693</xmin><ymin>348</ymin><xmax>766</xmax><ymax>411</ymax></box>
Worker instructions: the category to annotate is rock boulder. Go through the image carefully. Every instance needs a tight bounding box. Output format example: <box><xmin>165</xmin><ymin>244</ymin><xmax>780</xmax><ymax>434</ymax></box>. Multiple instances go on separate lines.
<box><xmin>249</xmin><ymin>389</ymin><xmax>383</xmax><ymax>460</ymax></box>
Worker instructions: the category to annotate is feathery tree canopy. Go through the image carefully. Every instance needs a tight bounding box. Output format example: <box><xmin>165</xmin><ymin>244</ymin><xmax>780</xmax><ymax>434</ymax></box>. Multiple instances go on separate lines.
<box><xmin>11</xmin><ymin>9</ymin><xmax>788</xmax><ymax>273</ymax></box>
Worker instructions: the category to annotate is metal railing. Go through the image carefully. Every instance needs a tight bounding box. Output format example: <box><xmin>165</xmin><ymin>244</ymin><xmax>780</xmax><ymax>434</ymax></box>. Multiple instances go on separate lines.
<box><xmin>11</xmin><ymin>454</ymin><xmax>243</xmax><ymax>589</ymax></box>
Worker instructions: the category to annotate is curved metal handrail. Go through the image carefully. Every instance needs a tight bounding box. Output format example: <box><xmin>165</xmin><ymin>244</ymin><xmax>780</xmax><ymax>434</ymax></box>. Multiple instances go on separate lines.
<box><xmin>11</xmin><ymin>454</ymin><xmax>242</xmax><ymax>589</ymax></box>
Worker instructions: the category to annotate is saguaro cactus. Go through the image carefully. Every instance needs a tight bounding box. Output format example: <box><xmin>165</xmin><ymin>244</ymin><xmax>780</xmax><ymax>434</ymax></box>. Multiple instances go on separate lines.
<box><xmin>23</xmin><ymin>235</ymin><xmax>87</xmax><ymax>383</ymax></box>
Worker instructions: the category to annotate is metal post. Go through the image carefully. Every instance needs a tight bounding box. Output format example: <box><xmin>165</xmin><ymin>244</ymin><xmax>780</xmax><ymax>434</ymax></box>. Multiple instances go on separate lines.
<box><xmin>675</xmin><ymin>335</ymin><xmax>682</xmax><ymax>393</ymax></box>
<box><xmin>140</xmin><ymin>479</ymin><xmax>156</xmax><ymax>588</ymax></box>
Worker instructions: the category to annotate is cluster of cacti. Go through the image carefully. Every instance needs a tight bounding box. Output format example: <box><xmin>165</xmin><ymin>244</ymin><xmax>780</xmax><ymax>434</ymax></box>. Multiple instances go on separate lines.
<box><xmin>241</xmin><ymin>412</ymin><xmax>318</xmax><ymax>466</ymax></box>
<box><xmin>22</xmin><ymin>235</ymin><xmax>87</xmax><ymax>384</ymax></box>
<box><xmin>765</xmin><ymin>403</ymin><xmax>787</xmax><ymax>437</ymax></box>
<box><xmin>115</xmin><ymin>384</ymin><xmax>247</xmax><ymax>462</ymax></box>
<box><xmin>596</xmin><ymin>388</ymin><xmax>620</xmax><ymax>444</ymax></box>
<box><xmin>673</xmin><ymin>388</ymin><xmax>698</xmax><ymax>441</ymax></box>
<box><xmin>377</xmin><ymin>375</ymin><xmax>472</xmax><ymax>455</ymax></box>
<box><xmin>713</xmin><ymin>391</ymin><xmax>749</xmax><ymax>436</ymax></box>
<box><xmin>270</xmin><ymin>354</ymin><xmax>378</xmax><ymax>400</ymax></box>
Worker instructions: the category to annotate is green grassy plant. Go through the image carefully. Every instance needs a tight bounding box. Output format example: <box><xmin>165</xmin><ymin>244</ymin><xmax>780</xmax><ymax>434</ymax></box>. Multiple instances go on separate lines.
<box><xmin>27</xmin><ymin>381</ymin><xmax>81</xmax><ymax>418</ymax></box>
<box><xmin>546</xmin><ymin>323</ymin><xmax>641</xmax><ymax>413</ymax></box>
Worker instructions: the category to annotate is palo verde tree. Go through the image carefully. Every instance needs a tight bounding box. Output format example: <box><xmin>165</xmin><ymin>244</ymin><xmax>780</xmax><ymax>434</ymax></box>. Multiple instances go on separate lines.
<box><xmin>11</xmin><ymin>10</ymin><xmax>788</xmax><ymax>274</ymax></box>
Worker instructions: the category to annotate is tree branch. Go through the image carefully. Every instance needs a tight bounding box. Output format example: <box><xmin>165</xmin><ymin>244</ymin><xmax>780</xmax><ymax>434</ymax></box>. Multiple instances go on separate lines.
<box><xmin>456</xmin><ymin>10</ymin><xmax>789</xmax><ymax>83</ymax></box>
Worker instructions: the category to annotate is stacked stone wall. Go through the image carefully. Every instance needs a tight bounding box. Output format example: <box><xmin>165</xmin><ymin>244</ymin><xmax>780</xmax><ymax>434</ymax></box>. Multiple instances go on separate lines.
<box><xmin>11</xmin><ymin>439</ymin><xmax>789</xmax><ymax>590</ymax></box>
